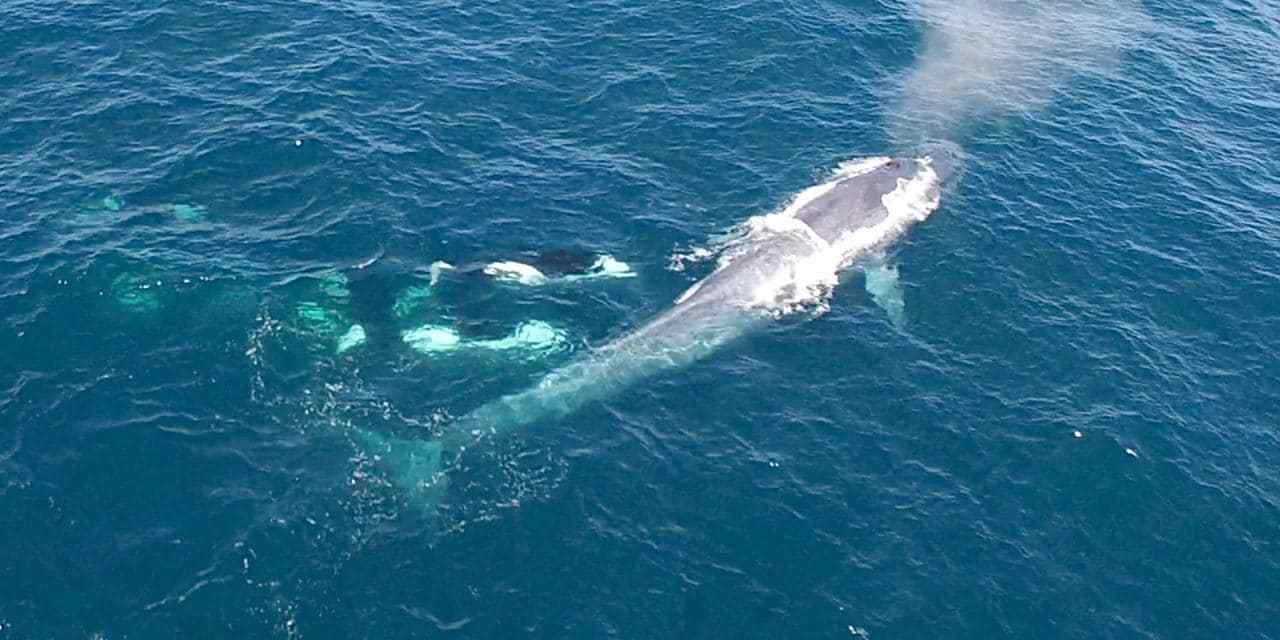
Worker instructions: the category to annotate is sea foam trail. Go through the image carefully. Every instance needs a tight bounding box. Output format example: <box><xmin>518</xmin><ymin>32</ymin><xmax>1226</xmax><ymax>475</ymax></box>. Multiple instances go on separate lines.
<box><xmin>387</xmin><ymin>157</ymin><xmax>946</xmax><ymax>505</ymax></box>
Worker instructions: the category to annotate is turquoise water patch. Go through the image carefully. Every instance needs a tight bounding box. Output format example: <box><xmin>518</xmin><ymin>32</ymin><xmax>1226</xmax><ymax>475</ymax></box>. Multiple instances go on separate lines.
<box><xmin>392</xmin><ymin>282</ymin><xmax>433</xmax><ymax>319</ymax></box>
<box><xmin>81</xmin><ymin>194</ymin><xmax>124</xmax><ymax>212</ymax></box>
<box><xmin>171</xmin><ymin>203</ymin><xmax>208</xmax><ymax>221</ymax></box>
<box><xmin>352</xmin><ymin>428</ymin><xmax>448</xmax><ymax>509</ymax></box>
<box><xmin>318</xmin><ymin>272</ymin><xmax>350</xmax><ymax>299</ymax></box>
<box><xmin>109</xmin><ymin>273</ymin><xmax>162</xmax><ymax>313</ymax></box>
<box><xmin>100</xmin><ymin>195</ymin><xmax>124</xmax><ymax>211</ymax></box>
<box><xmin>295</xmin><ymin>301</ymin><xmax>344</xmax><ymax>336</ymax></box>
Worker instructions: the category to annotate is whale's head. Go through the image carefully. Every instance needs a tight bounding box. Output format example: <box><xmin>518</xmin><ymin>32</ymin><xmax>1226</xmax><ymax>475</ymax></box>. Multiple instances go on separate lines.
<box><xmin>793</xmin><ymin>152</ymin><xmax>951</xmax><ymax>247</ymax></box>
<box><xmin>873</xmin><ymin>142</ymin><xmax>963</xmax><ymax>204</ymax></box>
<box><xmin>875</xmin><ymin>144</ymin><xmax>961</xmax><ymax>200</ymax></box>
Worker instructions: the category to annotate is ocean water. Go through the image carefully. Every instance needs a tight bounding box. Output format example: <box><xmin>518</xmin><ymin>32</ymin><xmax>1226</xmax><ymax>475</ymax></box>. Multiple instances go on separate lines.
<box><xmin>3</xmin><ymin>0</ymin><xmax>1279</xmax><ymax>637</ymax></box>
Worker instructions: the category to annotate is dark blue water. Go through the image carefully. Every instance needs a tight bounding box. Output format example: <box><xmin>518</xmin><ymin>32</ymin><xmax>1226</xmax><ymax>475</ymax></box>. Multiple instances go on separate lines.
<box><xmin>3</xmin><ymin>1</ymin><xmax>1279</xmax><ymax>637</ymax></box>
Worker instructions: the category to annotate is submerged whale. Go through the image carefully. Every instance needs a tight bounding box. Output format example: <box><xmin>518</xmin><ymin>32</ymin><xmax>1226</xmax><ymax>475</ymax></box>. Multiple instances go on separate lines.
<box><xmin>362</xmin><ymin>151</ymin><xmax>957</xmax><ymax>505</ymax></box>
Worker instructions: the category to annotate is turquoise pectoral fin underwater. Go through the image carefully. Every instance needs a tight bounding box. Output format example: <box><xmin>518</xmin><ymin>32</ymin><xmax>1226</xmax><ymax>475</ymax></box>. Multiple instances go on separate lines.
<box><xmin>863</xmin><ymin>259</ymin><xmax>907</xmax><ymax>329</ymax></box>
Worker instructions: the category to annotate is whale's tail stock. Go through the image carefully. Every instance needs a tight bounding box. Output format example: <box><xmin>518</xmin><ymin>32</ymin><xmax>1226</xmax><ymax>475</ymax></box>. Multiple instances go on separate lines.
<box><xmin>356</xmin><ymin>307</ymin><xmax>749</xmax><ymax>510</ymax></box>
<box><xmin>353</xmin><ymin>427</ymin><xmax>451</xmax><ymax>508</ymax></box>
<box><xmin>348</xmin><ymin>349</ymin><xmax>639</xmax><ymax>510</ymax></box>
<box><xmin>351</xmin><ymin>384</ymin><xmax>599</xmax><ymax>510</ymax></box>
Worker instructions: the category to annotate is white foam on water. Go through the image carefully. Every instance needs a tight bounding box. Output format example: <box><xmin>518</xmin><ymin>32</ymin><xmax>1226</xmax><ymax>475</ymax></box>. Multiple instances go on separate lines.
<box><xmin>474</xmin><ymin>320</ymin><xmax>567</xmax><ymax>352</ymax></box>
<box><xmin>428</xmin><ymin>261</ymin><xmax>455</xmax><ymax>285</ymax></box>
<box><xmin>483</xmin><ymin>261</ymin><xmax>549</xmax><ymax>286</ymax></box>
<box><xmin>587</xmin><ymin>254</ymin><xmax>634</xmax><ymax>278</ymax></box>
<box><xmin>336</xmin><ymin>324</ymin><xmax>367</xmax><ymax>354</ymax></box>
<box><xmin>667</xmin><ymin>246</ymin><xmax>714</xmax><ymax>272</ymax></box>
<box><xmin>402</xmin><ymin>325</ymin><xmax>463</xmax><ymax>353</ymax></box>
<box><xmin>560</xmin><ymin>254</ymin><xmax>637</xmax><ymax>282</ymax></box>
<box><xmin>742</xmin><ymin>215</ymin><xmax>839</xmax><ymax>314</ymax></box>
<box><xmin>591</xmin><ymin>255</ymin><xmax>624</xmax><ymax>274</ymax></box>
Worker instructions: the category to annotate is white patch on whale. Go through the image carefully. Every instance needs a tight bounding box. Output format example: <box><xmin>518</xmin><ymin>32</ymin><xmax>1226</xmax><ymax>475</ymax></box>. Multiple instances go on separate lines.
<box><xmin>710</xmin><ymin>157</ymin><xmax>941</xmax><ymax>316</ymax></box>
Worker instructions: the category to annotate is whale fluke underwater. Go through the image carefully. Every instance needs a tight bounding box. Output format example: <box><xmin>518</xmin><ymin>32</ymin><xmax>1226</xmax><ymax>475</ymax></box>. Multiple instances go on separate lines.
<box><xmin>360</xmin><ymin>149</ymin><xmax>959</xmax><ymax>507</ymax></box>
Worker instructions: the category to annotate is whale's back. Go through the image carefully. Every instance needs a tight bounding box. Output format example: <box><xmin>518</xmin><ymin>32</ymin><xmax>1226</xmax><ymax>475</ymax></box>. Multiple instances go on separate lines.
<box><xmin>794</xmin><ymin>160</ymin><xmax>916</xmax><ymax>244</ymax></box>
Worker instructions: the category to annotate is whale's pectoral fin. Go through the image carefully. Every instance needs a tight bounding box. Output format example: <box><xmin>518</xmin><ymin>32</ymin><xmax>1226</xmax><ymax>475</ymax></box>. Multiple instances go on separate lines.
<box><xmin>353</xmin><ymin>428</ymin><xmax>450</xmax><ymax>510</ymax></box>
<box><xmin>862</xmin><ymin>257</ymin><xmax>907</xmax><ymax>329</ymax></box>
